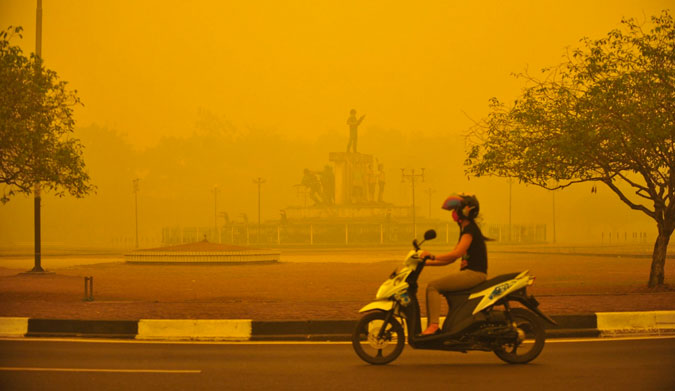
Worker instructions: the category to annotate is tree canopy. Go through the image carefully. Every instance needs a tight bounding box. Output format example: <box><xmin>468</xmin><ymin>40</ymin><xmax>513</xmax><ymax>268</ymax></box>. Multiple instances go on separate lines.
<box><xmin>465</xmin><ymin>11</ymin><xmax>674</xmax><ymax>287</ymax></box>
<box><xmin>0</xmin><ymin>26</ymin><xmax>93</xmax><ymax>203</ymax></box>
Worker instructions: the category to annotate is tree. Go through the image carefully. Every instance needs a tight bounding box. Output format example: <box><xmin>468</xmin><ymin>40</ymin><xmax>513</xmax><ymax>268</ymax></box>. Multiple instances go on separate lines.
<box><xmin>465</xmin><ymin>11</ymin><xmax>674</xmax><ymax>288</ymax></box>
<box><xmin>0</xmin><ymin>26</ymin><xmax>93</xmax><ymax>203</ymax></box>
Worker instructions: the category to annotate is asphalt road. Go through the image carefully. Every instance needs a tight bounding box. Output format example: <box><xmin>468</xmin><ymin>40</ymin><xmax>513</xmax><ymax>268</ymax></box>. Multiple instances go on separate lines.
<box><xmin>1</xmin><ymin>337</ymin><xmax>674</xmax><ymax>390</ymax></box>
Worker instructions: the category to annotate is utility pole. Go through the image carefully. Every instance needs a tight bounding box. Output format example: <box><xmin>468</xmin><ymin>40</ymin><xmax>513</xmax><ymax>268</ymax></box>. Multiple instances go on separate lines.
<box><xmin>30</xmin><ymin>0</ymin><xmax>44</xmax><ymax>272</ymax></box>
<box><xmin>426</xmin><ymin>188</ymin><xmax>435</xmax><ymax>218</ymax></box>
<box><xmin>401</xmin><ymin>168</ymin><xmax>424</xmax><ymax>238</ymax></box>
<box><xmin>133</xmin><ymin>178</ymin><xmax>140</xmax><ymax>248</ymax></box>
<box><xmin>253</xmin><ymin>178</ymin><xmax>265</xmax><ymax>243</ymax></box>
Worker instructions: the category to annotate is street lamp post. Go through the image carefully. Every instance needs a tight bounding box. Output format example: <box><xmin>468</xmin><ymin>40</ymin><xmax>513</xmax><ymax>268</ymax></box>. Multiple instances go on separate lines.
<box><xmin>30</xmin><ymin>0</ymin><xmax>44</xmax><ymax>272</ymax></box>
<box><xmin>253</xmin><ymin>178</ymin><xmax>265</xmax><ymax>243</ymax></box>
<box><xmin>213</xmin><ymin>186</ymin><xmax>219</xmax><ymax>242</ymax></box>
<box><xmin>426</xmin><ymin>188</ymin><xmax>435</xmax><ymax>219</ymax></box>
<box><xmin>133</xmin><ymin>179</ymin><xmax>140</xmax><ymax>248</ymax></box>
<box><xmin>401</xmin><ymin>168</ymin><xmax>424</xmax><ymax>238</ymax></box>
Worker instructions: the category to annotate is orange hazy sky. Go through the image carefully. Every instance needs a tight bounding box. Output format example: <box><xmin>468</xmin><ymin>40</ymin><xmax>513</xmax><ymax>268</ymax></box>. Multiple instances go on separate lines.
<box><xmin>1</xmin><ymin>1</ymin><xmax>672</xmax><ymax>248</ymax></box>
<box><xmin>2</xmin><ymin>1</ymin><xmax>671</xmax><ymax>148</ymax></box>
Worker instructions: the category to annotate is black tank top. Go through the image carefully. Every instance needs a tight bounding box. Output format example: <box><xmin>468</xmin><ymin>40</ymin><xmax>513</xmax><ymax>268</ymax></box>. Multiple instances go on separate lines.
<box><xmin>460</xmin><ymin>222</ymin><xmax>488</xmax><ymax>274</ymax></box>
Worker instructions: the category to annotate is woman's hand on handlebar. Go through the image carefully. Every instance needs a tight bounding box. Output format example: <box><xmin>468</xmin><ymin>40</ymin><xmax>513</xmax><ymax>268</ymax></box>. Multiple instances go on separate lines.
<box><xmin>419</xmin><ymin>251</ymin><xmax>435</xmax><ymax>263</ymax></box>
<box><xmin>421</xmin><ymin>252</ymin><xmax>458</xmax><ymax>267</ymax></box>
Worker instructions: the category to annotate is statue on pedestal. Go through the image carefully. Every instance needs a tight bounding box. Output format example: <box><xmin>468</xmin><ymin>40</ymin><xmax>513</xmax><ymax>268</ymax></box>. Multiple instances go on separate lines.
<box><xmin>346</xmin><ymin>109</ymin><xmax>365</xmax><ymax>153</ymax></box>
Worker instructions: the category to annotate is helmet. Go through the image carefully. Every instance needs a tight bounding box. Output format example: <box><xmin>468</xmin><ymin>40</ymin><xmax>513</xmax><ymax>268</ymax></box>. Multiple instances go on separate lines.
<box><xmin>441</xmin><ymin>193</ymin><xmax>480</xmax><ymax>220</ymax></box>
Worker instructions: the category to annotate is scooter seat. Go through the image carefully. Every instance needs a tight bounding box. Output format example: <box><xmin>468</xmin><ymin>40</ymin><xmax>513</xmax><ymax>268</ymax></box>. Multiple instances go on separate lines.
<box><xmin>441</xmin><ymin>272</ymin><xmax>521</xmax><ymax>296</ymax></box>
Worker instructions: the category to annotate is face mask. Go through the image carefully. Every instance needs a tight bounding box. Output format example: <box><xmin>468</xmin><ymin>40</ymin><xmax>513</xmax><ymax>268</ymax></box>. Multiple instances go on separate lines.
<box><xmin>452</xmin><ymin>209</ymin><xmax>459</xmax><ymax>222</ymax></box>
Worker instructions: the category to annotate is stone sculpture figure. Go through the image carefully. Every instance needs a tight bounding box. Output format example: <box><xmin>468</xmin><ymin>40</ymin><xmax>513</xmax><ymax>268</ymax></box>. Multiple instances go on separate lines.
<box><xmin>302</xmin><ymin>168</ymin><xmax>323</xmax><ymax>205</ymax></box>
<box><xmin>346</xmin><ymin>109</ymin><xmax>365</xmax><ymax>153</ymax></box>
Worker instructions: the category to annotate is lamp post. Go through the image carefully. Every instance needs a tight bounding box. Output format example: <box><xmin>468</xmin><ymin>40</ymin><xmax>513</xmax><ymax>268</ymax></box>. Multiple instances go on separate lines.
<box><xmin>401</xmin><ymin>168</ymin><xmax>424</xmax><ymax>238</ymax></box>
<box><xmin>213</xmin><ymin>186</ymin><xmax>220</xmax><ymax>242</ymax></box>
<box><xmin>253</xmin><ymin>178</ymin><xmax>265</xmax><ymax>243</ymax></box>
<box><xmin>133</xmin><ymin>178</ymin><xmax>140</xmax><ymax>248</ymax></box>
<box><xmin>30</xmin><ymin>0</ymin><xmax>44</xmax><ymax>272</ymax></box>
<box><xmin>426</xmin><ymin>188</ymin><xmax>435</xmax><ymax>219</ymax></box>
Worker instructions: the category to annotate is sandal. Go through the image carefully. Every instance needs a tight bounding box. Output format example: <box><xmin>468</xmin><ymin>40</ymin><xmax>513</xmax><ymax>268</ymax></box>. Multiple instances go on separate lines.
<box><xmin>421</xmin><ymin>323</ymin><xmax>440</xmax><ymax>335</ymax></box>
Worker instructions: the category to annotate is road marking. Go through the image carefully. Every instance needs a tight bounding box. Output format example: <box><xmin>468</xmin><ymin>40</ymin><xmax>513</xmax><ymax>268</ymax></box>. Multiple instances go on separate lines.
<box><xmin>0</xmin><ymin>367</ymin><xmax>201</xmax><ymax>374</ymax></box>
<box><xmin>1</xmin><ymin>335</ymin><xmax>674</xmax><ymax>345</ymax></box>
<box><xmin>547</xmin><ymin>335</ymin><xmax>675</xmax><ymax>343</ymax></box>
<box><xmin>0</xmin><ymin>337</ymin><xmax>353</xmax><ymax>345</ymax></box>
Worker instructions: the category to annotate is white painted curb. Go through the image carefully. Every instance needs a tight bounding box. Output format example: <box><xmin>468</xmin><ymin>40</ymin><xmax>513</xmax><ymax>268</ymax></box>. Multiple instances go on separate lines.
<box><xmin>136</xmin><ymin>319</ymin><xmax>252</xmax><ymax>341</ymax></box>
<box><xmin>0</xmin><ymin>317</ymin><xmax>29</xmax><ymax>337</ymax></box>
<box><xmin>597</xmin><ymin>311</ymin><xmax>675</xmax><ymax>334</ymax></box>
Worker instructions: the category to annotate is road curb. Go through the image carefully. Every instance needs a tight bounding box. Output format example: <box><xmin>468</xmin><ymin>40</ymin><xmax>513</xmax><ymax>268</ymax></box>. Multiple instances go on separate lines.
<box><xmin>0</xmin><ymin>317</ymin><xmax>29</xmax><ymax>337</ymax></box>
<box><xmin>596</xmin><ymin>311</ymin><xmax>675</xmax><ymax>336</ymax></box>
<box><xmin>250</xmin><ymin>320</ymin><xmax>355</xmax><ymax>341</ymax></box>
<box><xmin>1</xmin><ymin>311</ymin><xmax>673</xmax><ymax>341</ymax></box>
<box><xmin>136</xmin><ymin>319</ymin><xmax>251</xmax><ymax>341</ymax></box>
<box><xmin>26</xmin><ymin>319</ymin><xmax>138</xmax><ymax>338</ymax></box>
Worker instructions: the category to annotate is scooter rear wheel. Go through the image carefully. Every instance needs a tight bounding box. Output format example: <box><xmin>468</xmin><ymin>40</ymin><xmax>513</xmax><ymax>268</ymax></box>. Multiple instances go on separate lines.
<box><xmin>352</xmin><ymin>311</ymin><xmax>405</xmax><ymax>365</ymax></box>
<box><xmin>493</xmin><ymin>307</ymin><xmax>546</xmax><ymax>364</ymax></box>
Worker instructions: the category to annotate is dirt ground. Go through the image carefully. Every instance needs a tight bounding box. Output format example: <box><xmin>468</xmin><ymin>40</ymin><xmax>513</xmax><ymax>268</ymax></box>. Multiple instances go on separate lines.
<box><xmin>0</xmin><ymin>248</ymin><xmax>673</xmax><ymax>320</ymax></box>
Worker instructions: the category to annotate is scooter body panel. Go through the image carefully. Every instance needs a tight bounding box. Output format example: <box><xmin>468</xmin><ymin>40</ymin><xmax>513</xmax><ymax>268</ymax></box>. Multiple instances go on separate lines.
<box><xmin>441</xmin><ymin>294</ymin><xmax>485</xmax><ymax>335</ymax></box>
<box><xmin>468</xmin><ymin>271</ymin><xmax>533</xmax><ymax>315</ymax></box>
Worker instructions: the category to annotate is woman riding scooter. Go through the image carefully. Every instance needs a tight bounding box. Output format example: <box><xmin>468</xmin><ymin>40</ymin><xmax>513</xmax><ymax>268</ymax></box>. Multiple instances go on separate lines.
<box><xmin>419</xmin><ymin>193</ymin><xmax>489</xmax><ymax>335</ymax></box>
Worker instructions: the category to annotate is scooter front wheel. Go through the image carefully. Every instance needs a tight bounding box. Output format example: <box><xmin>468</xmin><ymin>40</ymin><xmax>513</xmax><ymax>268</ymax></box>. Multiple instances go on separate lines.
<box><xmin>352</xmin><ymin>311</ymin><xmax>405</xmax><ymax>365</ymax></box>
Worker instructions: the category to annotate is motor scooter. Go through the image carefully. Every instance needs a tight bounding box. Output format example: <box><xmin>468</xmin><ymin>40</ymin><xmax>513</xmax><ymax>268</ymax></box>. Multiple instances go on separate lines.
<box><xmin>352</xmin><ymin>229</ymin><xmax>557</xmax><ymax>365</ymax></box>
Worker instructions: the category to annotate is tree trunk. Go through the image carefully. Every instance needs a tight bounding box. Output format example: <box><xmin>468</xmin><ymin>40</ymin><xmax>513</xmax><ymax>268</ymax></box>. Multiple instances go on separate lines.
<box><xmin>649</xmin><ymin>224</ymin><xmax>672</xmax><ymax>288</ymax></box>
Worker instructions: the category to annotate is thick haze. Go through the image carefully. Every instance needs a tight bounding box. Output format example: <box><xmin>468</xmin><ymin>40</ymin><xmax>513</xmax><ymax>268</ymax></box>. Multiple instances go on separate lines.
<box><xmin>0</xmin><ymin>1</ymin><xmax>670</xmax><ymax>248</ymax></box>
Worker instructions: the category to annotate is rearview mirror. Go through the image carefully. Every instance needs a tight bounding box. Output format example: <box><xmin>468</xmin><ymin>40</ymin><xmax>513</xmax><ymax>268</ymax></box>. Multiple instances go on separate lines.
<box><xmin>424</xmin><ymin>230</ymin><xmax>437</xmax><ymax>241</ymax></box>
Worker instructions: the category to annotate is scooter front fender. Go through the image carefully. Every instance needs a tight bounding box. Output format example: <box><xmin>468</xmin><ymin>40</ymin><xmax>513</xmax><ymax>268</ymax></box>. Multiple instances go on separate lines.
<box><xmin>359</xmin><ymin>300</ymin><xmax>394</xmax><ymax>313</ymax></box>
